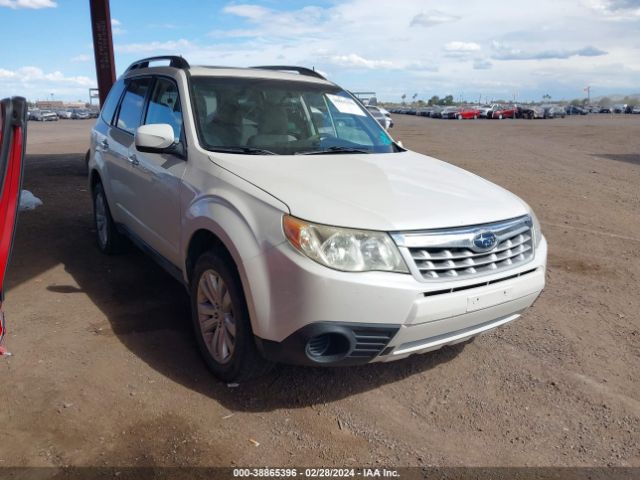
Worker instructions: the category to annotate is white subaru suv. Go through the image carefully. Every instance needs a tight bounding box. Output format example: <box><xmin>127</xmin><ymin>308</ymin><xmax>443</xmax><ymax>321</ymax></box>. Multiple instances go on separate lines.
<box><xmin>88</xmin><ymin>56</ymin><xmax>547</xmax><ymax>381</ymax></box>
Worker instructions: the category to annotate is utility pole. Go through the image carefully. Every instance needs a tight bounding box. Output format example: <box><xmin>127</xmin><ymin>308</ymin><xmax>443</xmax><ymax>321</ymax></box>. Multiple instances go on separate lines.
<box><xmin>584</xmin><ymin>86</ymin><xmax>591</xmax><ymax>104</ymax></box>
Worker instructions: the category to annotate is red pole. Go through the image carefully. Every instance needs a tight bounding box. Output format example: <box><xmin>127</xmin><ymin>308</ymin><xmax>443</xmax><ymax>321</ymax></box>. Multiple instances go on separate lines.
<box><xmin>89</xmin><ymin>0</ymin><xmax>116</xmax><ymax>107</ymax></box>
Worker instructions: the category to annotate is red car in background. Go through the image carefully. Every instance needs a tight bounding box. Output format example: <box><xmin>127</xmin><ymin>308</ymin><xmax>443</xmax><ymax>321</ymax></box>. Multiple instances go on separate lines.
<box><xmin>491</xmin><ymin>106</ymin><xmax>516</xmax><ymax>119</ymax></box>
<box><xmin>456</xmin><ymin>107</ymin><xmax>481</xmax><ymax>119</ymax></box>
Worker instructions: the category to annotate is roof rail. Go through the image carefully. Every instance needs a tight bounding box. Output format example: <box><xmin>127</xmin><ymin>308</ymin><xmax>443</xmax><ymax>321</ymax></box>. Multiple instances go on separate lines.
<box><xmin>251</xmin><ymin>65</ymin><xmax>326</xmax><ymax>80</ymax></box>
<box><xmin>126</xmin><ymin>56</ymin><xmax>190</xmax><ymax>72</ymax></box>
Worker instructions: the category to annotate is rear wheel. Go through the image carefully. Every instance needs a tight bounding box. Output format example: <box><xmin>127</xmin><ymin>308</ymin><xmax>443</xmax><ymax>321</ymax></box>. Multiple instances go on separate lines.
<box><xmin>190</xmin><ymin>250</ymin><xmax>273</xmax><ymax>382</ymax></box>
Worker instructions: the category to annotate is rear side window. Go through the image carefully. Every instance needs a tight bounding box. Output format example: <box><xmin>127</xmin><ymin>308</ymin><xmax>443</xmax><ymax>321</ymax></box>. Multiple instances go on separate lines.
<box><xmin>145</xmin><ymin>78</ymin><xmax>183</xmax><ymax>141</ymax></box>
<box><xmin>116</xmin><ymin>78</ymin><xmax>151</xmax><ymax>134</ymax></box>
<box><xmin>100</xmin><ymin>79</ymin><xmax>125</xmax><ymax>125</ymax></box>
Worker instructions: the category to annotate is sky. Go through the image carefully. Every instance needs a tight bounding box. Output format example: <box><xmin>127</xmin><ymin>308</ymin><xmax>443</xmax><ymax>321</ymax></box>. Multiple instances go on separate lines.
<box><xmin>0</xmin><ymin>0</ymin><xmax>639</xmax><ymax>103</ymax></box>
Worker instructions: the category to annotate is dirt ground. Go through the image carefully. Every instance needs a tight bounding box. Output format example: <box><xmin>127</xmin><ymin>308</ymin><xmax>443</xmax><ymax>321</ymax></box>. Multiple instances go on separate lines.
<box><xmin>0</xmin><ymin>115</ymin><xmax>638</xmax><ymax>468</ymax></box>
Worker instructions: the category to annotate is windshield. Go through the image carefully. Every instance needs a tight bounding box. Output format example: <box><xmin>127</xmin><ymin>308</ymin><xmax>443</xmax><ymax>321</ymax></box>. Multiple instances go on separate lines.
<box><xmin>190</xmin><ymin>76</ymin><xmax>399</xmax><ymax>155</ymax></box>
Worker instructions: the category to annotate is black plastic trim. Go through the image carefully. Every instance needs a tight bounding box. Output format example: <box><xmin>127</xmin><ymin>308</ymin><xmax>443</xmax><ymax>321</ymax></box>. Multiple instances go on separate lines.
<box><xmin>255</xmin><ymin>322</ymin><xmax>399</xmax><ymax>366</ymax></box>
<box><xmin>126</xmin><ymin>56</ymin><xmax>190</xmax><ymax>72</ymax></box>
<box><xmin>251</xmin><ymin>65</ymin><xmax>326</xmax><ymax>80</ymax></box>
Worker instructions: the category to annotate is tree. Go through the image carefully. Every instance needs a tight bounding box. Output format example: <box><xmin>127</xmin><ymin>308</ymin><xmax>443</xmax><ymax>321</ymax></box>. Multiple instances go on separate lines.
<box><xmin>442</xmin><ymin>95</ymin><xmax>454</xmax><ymax>106</ymax></box>
<box><xmin>599</xmin><ymin>96</ymin><xmax>612</xmax><ymax>107</ymax></box>
<box><xmin>401</xmin><ymin>94</ymin><xmax>407</xmax><ymax>105</ymax></box>
<box><xmin>428</xmin><ymin>95</ymin><xmax>440</xmax><ymax>106</ymax></box>
<box><xmin>542</xmin><ymin>94</ymin><xmax>551</xmax><ymax>102</ymax></box>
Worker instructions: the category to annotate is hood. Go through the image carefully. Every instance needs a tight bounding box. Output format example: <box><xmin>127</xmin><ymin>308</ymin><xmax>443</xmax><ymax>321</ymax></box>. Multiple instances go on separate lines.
<box><xmin>210</xmin><ymin>150</ymin><xmax>529</xmax><ymax>231</ymax></box>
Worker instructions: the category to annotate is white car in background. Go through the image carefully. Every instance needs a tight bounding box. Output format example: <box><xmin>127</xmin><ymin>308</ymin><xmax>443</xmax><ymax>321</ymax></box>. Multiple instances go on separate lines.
<box><xmin>366</xmin><ymin>105</ymin><xmax>393</xmax><ymax>129</ymax></box>
<box><xmin>88</xmin><ymin>56</ymin><xmax>547</xmax><ymax>381</ymax></box>
<box><xmin>29</xmin><ymin>110</ymin><xmax>58</xmax><ymax>121</ymax></box>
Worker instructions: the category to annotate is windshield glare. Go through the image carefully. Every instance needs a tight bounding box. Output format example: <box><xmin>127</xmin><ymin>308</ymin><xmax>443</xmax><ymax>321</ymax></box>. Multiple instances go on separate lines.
<box><xmin>190</xmin><ymin>76</ymin><xmax>398</xmax><ymax>155</ymax></box>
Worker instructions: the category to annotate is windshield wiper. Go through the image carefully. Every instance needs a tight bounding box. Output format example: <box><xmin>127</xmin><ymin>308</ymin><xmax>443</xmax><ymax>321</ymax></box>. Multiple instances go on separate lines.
<box><xmin>209</xmin><ymin>146</ymin><xmax>276</xmax><ymax>155</ymax></box>
<box><xmin>296</xmin><ymin>146</ymin><xmax>371</xmax><ymax>155</ymax></box>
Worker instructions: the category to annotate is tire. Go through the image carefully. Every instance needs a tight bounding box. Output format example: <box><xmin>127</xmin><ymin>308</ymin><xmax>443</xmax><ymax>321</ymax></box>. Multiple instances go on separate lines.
<box><xmin>84</xmin><ymin>149</ymin><xmax>90</xmax><ymax>175</ymax></box>
<box><xmin>190</xmin><ymin>250</ymin><xmax>273</xmax><ymax>382</ymax></box>
<box><xmin>92</xmin><ymin>182</ymin><xmax>125</xmax><ymax>254</ymax></box>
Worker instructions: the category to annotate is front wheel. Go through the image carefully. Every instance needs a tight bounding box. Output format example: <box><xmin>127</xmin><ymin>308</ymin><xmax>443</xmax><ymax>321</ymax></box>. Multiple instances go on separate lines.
<box><xmin>191</xmin><ymin>251</ymin><xmax>273</xmax><ymax>382</ymax></box>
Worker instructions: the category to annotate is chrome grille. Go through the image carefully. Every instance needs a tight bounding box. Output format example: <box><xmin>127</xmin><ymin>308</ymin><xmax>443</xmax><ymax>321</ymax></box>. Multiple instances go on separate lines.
<box><xmin>391</xmin><ymin>216</ymin><xmax>535</xmax><ymax>281</ymax></box>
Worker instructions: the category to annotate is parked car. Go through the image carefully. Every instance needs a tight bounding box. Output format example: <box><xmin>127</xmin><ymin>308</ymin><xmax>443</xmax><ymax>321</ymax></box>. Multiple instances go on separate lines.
<box><xmin>429</xmin><ymin>106</ymin><xmax>443</xmax><ymax>118</ymax></box>
<box><xmin>478</xmin><ymin>105</ymin><xmax>493</xmax><ymax>118</ymax></box>
<box><xmin>440</xmin><ymin>106</ymin><xmax>459</xmax><ymax>119</ymax></box>
<box><xmin>88</xmin><ymin>56</ymin><xmax>547</xmax><ymax>381</ymax></box>
<box><xmin>631</xmin><ymin>106</ymin><xmax>640</xmax><ymax>114</ymax></box>
<box><xmin>543</xmin><ymin>105</ymin><xmax>566</xmax><ymax>119</ymax></box>
<box><xmin>565</xmin><ymin>105</ymin><xmax>587</xmax><ymax>115</ymax></box>
<box><xmin>516</xmin><ymin>106</ymin><xmax>545</xmax><ymax>119</ymax></box>
<box><xmin>456</xmin><ymin>107</ymin><xmax>481</xmax><ymax>120</ymax></box>
<box><xmin>30</xmin><ymin>110</ymin><xmax>58</xmax><ymax>121</ymax></box>
<box><xmin>366</xmin><ymin>105</ymin><xmax>393</xmax><ymax>129</ymax></box>
<box><xmin>56</xmin><ymin>110</ymin><xmax>73</xmax><ymax>119</ymax></box>
<box><xmin>71</xmin><ymin>109</ymin><xmax>90</xmax><ymax>120</ymax></box>
<box><xmin>598</xmin><ymin>106</ymin><xmax>612</xmax><ymax>114</ymax></box>
<box><xmin>491</xmin><ymin>106</ymin><xmax>516</xmax><ymax>119</ymax></box>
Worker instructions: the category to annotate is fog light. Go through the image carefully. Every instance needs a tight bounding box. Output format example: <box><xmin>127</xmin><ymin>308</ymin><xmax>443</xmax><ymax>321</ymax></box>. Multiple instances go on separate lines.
<box><xmin>305</xmin><ymin>333</ymin><xmax>351</xmax><ymax>362</ymax></box>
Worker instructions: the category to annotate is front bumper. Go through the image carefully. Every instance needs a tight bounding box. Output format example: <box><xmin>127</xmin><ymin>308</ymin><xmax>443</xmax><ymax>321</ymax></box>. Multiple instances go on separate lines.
<box><xmin>245</xmin><ymin>237</ymin><xmax>547</xmax><ymax>366</ymax></box>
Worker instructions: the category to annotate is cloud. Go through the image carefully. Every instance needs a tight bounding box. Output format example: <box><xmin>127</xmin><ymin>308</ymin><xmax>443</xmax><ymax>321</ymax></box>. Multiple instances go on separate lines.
<box><xmin>586</xmin><ymin>0</ymin><xmax>640</xmax><ymax>19</ymax></box>
<box><xmin>0</xmin><ymin>66</ymin><xmax>93</xmax><ymax>86</ymax></box>
<box><xmin>115</xmin><ymin>39</ymin><xmax>193</xmax><ymax>54</ymax></box>
<box><xmin>445</xmin><ymin>42</ymin><xmax>481</xmax><ymax>52</ymax></box>
<box><xmin>223</xmin><ymin>4</ymin><xmax>270</xmax><ymax>19</ymax></box>
<box><xmin>0</xmin><ymin>0</ymin><xmax>56</xmax><ymax>8</ymax></box>
<box><xmin>443</xmin><ymin>41</ymin><xmax>481</xmax><ymax>58</ymax></box>
<box><xmin>473</xmin><ymin>59</ymin><xmax>493</xmax><ymax>70</ymax></box>
<box><xmin>0</xmin><ymin>68</ymin><xmax>16</xmax><ymax>78</ymax></box>
<box><xmin>71</xmin><ymin>54</ymin><xmax>91</xmax><ymax>63</ymax></box>
<box><xmin>216</xmin><ymin>4</ymin><xmax>328</xmax><ymax>38</ymax></box>
<box><xmin>328</xmin><ymin>54</ymin><xmax>395</xmax><ymax>69</ymax></box>
<box><xmin>410</xmin><ymin>10</ymin><xmax>460</xmax><ymax>27</ymax></box>
<box><xmin>111</xmin><ymin>18</ymin><xmax>125</xmax><ymax>35</ymax></box>
<box><xmin>491</xmin><ymin>41</ymin><xmax>607</xmax><ymax>60</ymax></box>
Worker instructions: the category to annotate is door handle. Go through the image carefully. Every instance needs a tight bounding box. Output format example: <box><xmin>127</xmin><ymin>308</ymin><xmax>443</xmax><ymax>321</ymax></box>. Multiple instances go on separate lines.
<box><xmin>100</xmin><ymin>139</ymin><xmax>109</xmax><ymax>150</ymax></box>
<box><xmin>128</xmin><ymin>153</ymin><xmax>140</xmax><ymax>166</ymax></box>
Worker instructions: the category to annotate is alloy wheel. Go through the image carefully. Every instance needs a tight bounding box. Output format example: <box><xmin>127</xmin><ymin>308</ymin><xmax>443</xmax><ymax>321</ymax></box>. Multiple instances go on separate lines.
<box><xmin>197</xmin><ymin>269</ymin><xmax>236</xmax><ymax>364</ymax></box>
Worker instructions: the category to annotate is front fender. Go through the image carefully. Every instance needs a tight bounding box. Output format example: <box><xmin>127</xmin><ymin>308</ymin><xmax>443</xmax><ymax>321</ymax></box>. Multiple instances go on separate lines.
<box><xmin>182</xmin><ymin>173</ymin><xmax>289</xmax><ymax>335</ymax></box>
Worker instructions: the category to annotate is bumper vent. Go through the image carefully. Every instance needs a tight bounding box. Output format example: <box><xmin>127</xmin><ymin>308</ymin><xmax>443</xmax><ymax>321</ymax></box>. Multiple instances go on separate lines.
<box><xmin>349</xmin><ymin>327</ymin><xmax>397</xmax><ymax>358</ymax></box>
<box><xmin>392</xmin><ymin>215</ymin><xmax>535</xmax><ymax>282</ymax></box>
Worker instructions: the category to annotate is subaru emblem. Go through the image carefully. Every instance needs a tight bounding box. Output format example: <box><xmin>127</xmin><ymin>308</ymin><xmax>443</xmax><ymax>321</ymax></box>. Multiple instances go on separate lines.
<box><xmin>472</xmin><ymin>231</ymin><xmax>497</xmax><ymax>252</ymax></box>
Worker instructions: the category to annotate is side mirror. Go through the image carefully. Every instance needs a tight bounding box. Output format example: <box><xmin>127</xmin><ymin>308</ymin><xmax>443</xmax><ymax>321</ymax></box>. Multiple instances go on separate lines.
<box><xmin>135</xmin><ymin>124</ymin><xmax>176</xmax><ymax>153</ymax></box>
<box><xmin>396</xmin><ymin>140</ymin><xmax>403</xmax><ymax>148</ymax></box>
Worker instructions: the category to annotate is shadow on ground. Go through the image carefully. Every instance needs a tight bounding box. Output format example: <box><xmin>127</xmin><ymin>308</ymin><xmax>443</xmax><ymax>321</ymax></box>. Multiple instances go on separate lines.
<box><xmin>8</xmin><ymin>153</ymin><xmax>465</xmax><ymax>412</ymax></box>
<box><xmin>593</xmin><ymin>153</ymin><xmax>640</xmax><ymax>166</ymax></box>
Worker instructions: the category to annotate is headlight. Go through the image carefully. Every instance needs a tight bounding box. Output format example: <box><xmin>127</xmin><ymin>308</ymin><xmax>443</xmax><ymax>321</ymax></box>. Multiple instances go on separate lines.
<box><xmin>530</xmin><ymin>210</ymin><xmax>542</xmax><ymax>247</ymax></box>
<box><xmin>283</xmin><ymin>215</ymin><xmax>409</xmax><ymax>273</ymax></box>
